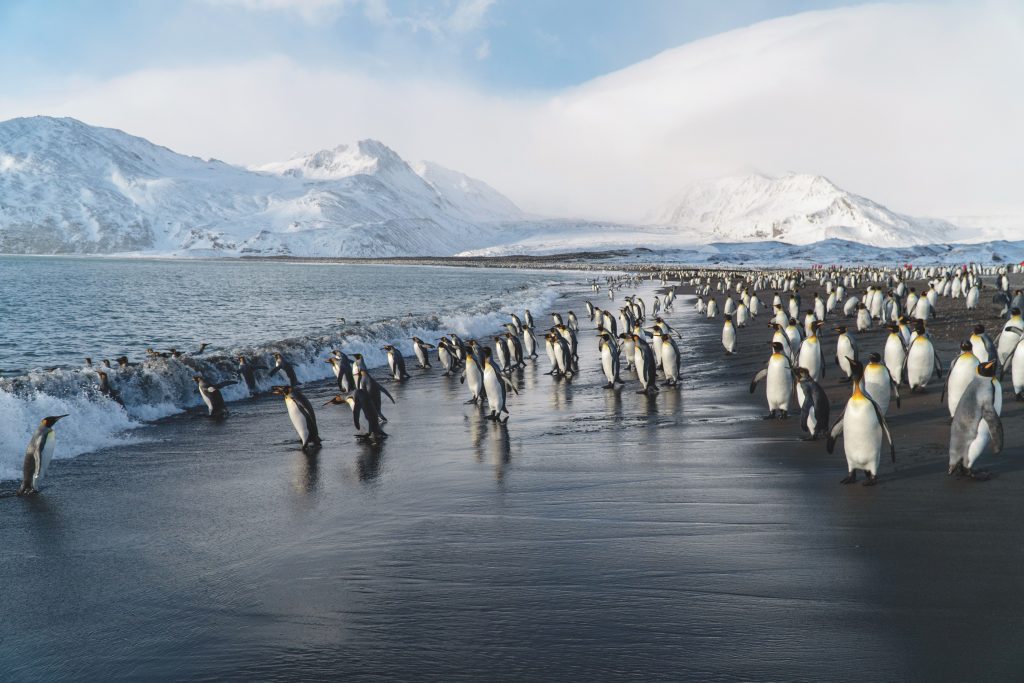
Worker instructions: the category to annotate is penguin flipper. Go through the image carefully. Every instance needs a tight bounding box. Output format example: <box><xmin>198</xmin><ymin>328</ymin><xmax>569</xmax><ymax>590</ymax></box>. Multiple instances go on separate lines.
<box><xmin>379</xmin><ymin>383</ymin><xmax>396</xmax><ymax>404</ymax></box>
<box><xmin>213</xmin><ymin>380</ymin><xmax>237</xmax><ymax>390</ymax></box>
<box><xmin>749</xmin><ymin>368</ymin><xmax>768</xmax><ymax>394</ymax></box>
<box><xmin>933</xmin><ymin>351</ymin><xmax>944</xmax><ymax>379</ymax></box>
<box><xmin>984</xmin><ymin>406</ymin><xmax>1004</xmax><ymax>455</ymax></box>
<box><xmin>872</xmin><ymin>401</ymin><xmax>896</xmax><ymax>463</ymax></box>
<box><xmin>892</xmin><ymin>380</ymin><xmax>901</xmax><ymax>409</ymax></box>
<box><xmin>799</xmin><ymin>390</ymin><xmax>813</xmax><ymax>433</ymax></box>
<box><xmin>826</xmin><ymin>417</ymin><xmax>844</xmax><ymax>454</ymax></box>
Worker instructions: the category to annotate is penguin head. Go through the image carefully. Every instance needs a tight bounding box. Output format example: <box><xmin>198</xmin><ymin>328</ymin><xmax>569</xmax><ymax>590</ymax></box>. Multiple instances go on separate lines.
<box><xmin>868</xmin><ymin>352</ymin><xmax>882</xmax><ymax>364</ymax></box>
<box><xmin>1014</xmin><ymin>308</ymin><xmax>1022</xmax><ymax>316</ymax></box>
<box><xmin>322</xmin><ymin>394</ymin><xmax>347</xmax><ymax>407</ymax></box>
<box><xmin>914</xmin><ymin>320</ymin><xmax>926</xmax><ymax>333</ymax></box>
<box><xmin>794</xmin><ymin>367</ymin><xmax>810</xmax><ymax>380</ymax></box>
<box><xmin>274</xmin><ymin>352</ymin><xmax>283</xmax><ymax>360</ymax></box>
<box><xmin>960</xmin><ymin>342</ymin><xmax>973</xmax><ymax>352</ymax></box>
<box><xmin>323</xmin><ymin>357</ymin><xmax>336</xmax><ymax>365</ymax></box>
<box><xmin>973</xmin><ymin>324</ymin><xmax>985</xmax><ymax>334</ymax></box>
<box><xmin>834</xmin><ymin>325</ymin><xmax>847</xmax><ymax>333</ymax></box>
<box><xmin>847</xmin><ymin>358</ymin><xmax>865</xmax><ymax>379</ymax></box>
<box><xmin>724</xmin><ymin>314</ymin><xmax>733</xmax><ymax>322</ymax></box>
<box><xmin>98</xmin><ymin>371</ymin><xmax>108</xmax><ymax>380</ymax></box>
<box><xmin>271</xmin><ymin>385</ymin><xmax>292</xmax><ymax>396</ymax></box>
<box><xmin>42</xmin><ymin>415</ymin><xmax>68</xmax><ymax>427</ymax></box>
<box><xmin>978</xmin><ymin>360</ymin><xmax>998</xmax><ymax>378</ymax></box>
<box><xmin>770</xmin><ymin>341</ymin><xmax>785</xmax><ymax>353</ymax></box>
<box><xmin>191</xmin><ymin>375</ymin><xmax>204</xmax><ymax>384</ymax></box>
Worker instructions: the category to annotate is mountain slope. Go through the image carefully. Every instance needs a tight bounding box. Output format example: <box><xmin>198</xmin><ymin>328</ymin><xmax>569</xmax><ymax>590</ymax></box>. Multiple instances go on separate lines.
<box><xmin>657</xmin><ymin>174</ymin><xmax>958</xmax><ymax>246</ymax></box>
<box><xmin>0</xmin><ymin>117</ymin><xmax>523</xmax><ymax>256</ymax></box>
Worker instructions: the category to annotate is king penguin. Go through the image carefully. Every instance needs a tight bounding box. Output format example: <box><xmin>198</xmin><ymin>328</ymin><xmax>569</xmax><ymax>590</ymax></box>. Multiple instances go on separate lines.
<box><xmin>827</xmin><ymin>358</ymin><xmax>895</xmax><ymax>486</ymax></box>
<box><xmin>750</xmin><ymin>341</ymin><xmax>793</xmax><ymax>419</ymax></box>
<box><xmin>948</xmin><ymin>361</ymin><xmax>1003</xmax><ymax>480</ymax></box>
<box><xmin>324</xmin><ymin>389</ymin><xmax>387</xmax><ymax>441</ymax></box>
<box><xmin>193</xmin><ymin>375</ymin><xmax>234</xmax><ymax>418</ymax></box>
<box><xmin>17</xmin><ymin>414</ymin><xmax>69</xmax><ymax>496</ymax></box>
<box><xmin>272</xmin><ymin>385</ymin><xmax>322</xmax><ymax>452</ymax></box>
<box><xmin>795</xmin><ymin>367</ymin><xmax>829</xmax><ymax>441</ymax></box>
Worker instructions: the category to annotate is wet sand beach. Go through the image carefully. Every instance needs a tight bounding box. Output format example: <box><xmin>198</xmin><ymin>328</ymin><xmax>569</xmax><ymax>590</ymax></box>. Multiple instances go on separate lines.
<box><xmin>3</xmin><ymin>270</ymin><xmax>1024</xmax><ymax>681</ymax></box>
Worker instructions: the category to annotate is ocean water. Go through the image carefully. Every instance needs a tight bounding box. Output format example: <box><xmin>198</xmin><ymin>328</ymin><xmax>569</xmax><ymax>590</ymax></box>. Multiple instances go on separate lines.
<box><xmin>0</xmin><ymin>256</ymin><xmax>581</xmax><ymax>479</ymax></box>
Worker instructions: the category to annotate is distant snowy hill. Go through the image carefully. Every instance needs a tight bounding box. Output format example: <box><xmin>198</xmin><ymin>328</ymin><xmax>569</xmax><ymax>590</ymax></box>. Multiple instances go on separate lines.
<box><xmin>0</xmin><ymin>116</ymin><xmax>523</xmax><ymax>256</ymax></box>
<box><xmin>657</xmin><ymin>174</ymin><xmax>959</xmax><ymax>247</ymax></box>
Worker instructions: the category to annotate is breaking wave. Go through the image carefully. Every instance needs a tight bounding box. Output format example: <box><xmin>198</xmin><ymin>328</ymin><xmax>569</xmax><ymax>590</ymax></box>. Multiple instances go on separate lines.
<box><xmin>0</xmin><ymin>284</ymin><xmax>564</xmax><ymax>481</ymax></box>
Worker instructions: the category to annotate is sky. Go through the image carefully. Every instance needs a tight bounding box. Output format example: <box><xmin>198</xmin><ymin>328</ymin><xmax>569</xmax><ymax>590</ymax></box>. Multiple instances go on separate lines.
<box><xmin>0</xmin><ymin>0</ymin><xmax>1021</xmax><ymax>221</ymax></box>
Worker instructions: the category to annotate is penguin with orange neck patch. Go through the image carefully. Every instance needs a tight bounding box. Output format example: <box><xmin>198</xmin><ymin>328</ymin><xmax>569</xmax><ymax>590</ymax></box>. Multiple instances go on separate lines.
<box><xmin>827</xmin><ymin>358</ymin><xmax>895</xmax><ymax>486</ymax></box>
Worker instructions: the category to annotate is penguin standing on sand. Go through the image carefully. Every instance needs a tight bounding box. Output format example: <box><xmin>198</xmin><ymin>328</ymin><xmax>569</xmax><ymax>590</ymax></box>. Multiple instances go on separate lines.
<box><xmin>883</xmin><ymin>324</ymin><xmax>907</xmax><ymax>384</ymax></box>
<box><xmin>436</xmin><ymin>339</ymin><xmax>458</xmax><ymax>376</ymax></box>
<box><xmin>862</xmin><ymin>352</ymin><xmax>900</xmax><ymax>415</ymax></box>
<box><xmin>269</xmin><ymin>352</ymin><xmax>299</xmax><ymax>386</ymax></box>
<box><xmin>325</xmin><ymin>352</ymin><xmax>355</xmax><ymax>393</ymax></box>
<box><xmin>461</xmin><ymin>353</ymin><xmax>485</xmax><ymax>404</ymax></box>
<box><xmin>193</xmin><ymin>375</ymin><xmax>234</xmax><ymax>418</ymax></box>
<box><xmin>357</xmin><ymin>369</ymin><xmax>395</xmax><ymax>422</ymax></box>
<box><xmin>794</xmin><ymin>368</ymin><xmax>829</xmax><ymax>441</ymax></box>
<box><xmin>271</xmin><ymin>385</ymin><xmax>322</xmax><ymax>452</ymax></box>
<box><xmin>948</xmin><ymin>361</ymin><xmax>1003</xmax><ymax>480</ymax></box>
<box><xmin>411</xmin><ymin>337</ymin><xmax>435</xmax><ymax>369</ymax></box>
<box><xmin>324</xmin><ymin>390</ymin><xmax>387</xmax><ymax>441</ymax></box>
<box><xmin>482</xmin><ymin>347</ymin><xmax>518</xmax><ymax>422</ymax></box>
<box><xmin>827</xmin><ymin>359</ymin><xmax>895</xmax><ymax>486</ymax></box>
<box><xmin>750</xmin><ymin>341</ymin><xmax>793</xmax><ymax>419</ymax></box>
<box><xmin>632</xmin><ymin>334</ymin><xmax>658</xmax><ymax>394</ymax></box>
<box><xmin>383</xmin><ymin>345</ymin><xmax>411</xmax><ymax>381</ymax></box>
<box><xmin>16</xmin><ymin>414</ymin><xmax>69</xmax><ymax>496</ymax></box>
<box><xmin>834</xmin><ymin>326</ymin><xmax>858</xmax><ymax>383</ymax></box>
<box><xmin>943</xmin><ymin>343</ymin><xmax>980</xmax><ymax>416</ymax></box>
<box><xmin>597</xmin><ymin>331</ymin><xmax>622</xmax><ymax>388</ymax></box>
<box><xmin>722</xmin><ymin>315</ymin><xmax>737</xmax><ymax>355</ymax></box>
<box><xmin>904</xmin><ymin>321</ymin><xmax>943</xmax><ymax>391</ymax></box>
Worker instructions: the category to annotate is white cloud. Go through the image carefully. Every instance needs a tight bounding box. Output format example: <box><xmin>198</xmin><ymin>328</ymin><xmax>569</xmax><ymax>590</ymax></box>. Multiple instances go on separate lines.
<box><xmin>198</xmin><ymin>0</ymin><xmax>350</xmax><ymax>23</ymax></box>
<box><xmin>447</xmin><ymin>0</ymin><xmax>495</xmax><ymax>33</ymax></box>
<box><xmin>475</xmin><ymin>39</ymin><xmax>491</xmax><ymax>60</ymax></box>
<box><xmin>2</xmin><ymin>2</ymin><xmax>1022</xmax><ymax>221</ymax></box>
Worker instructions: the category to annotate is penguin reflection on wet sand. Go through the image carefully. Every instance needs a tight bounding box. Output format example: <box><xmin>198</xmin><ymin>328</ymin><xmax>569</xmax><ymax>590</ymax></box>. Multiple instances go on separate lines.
<box><xmin>17</xmin><ymin>414</ymin><xmax>68</xmax><ymax>496</ymax></box>
<box><xmin>272</xmin><ymin>385</ymin><xmax>322</xmax><ymax>452</ymax></box>
<box><xmin>324</xmin><ymin>389</ymin><xmax>388</xmax><ymax>441</ymax></box>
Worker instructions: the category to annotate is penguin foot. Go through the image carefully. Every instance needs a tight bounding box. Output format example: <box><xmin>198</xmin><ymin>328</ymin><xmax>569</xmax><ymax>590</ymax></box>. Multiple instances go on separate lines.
<box><xmin>602</xmin><ymin>383</ymin><xmax>614</xmax><ymax>389</ymax></box>
<box><xmin>965</xmin><ymin>468</ymin><xmax>992</xmax><ymax>481</ymax></box>
<box><xmin>762</xmin><ymin>411</ymin><xmax>777</xmax><ymax>420</ymax></box>
<box><xmin>862</xmin><ymin>474</ymin><xmax>878</xmax><ymax>487</ymax></box>
<box><xmin>464</xmin><ymin>398</ymin><xmax>478</xmax><ymax>404</ymax></box>
<box><xmin>800</xmin><ymin>435</ymin><xmax>817</xmax><ymax>442</ymax></box>
<box><xmin>778</xmin><ymin>411</ymin><xmax>789</xmax><ymax>420</ymax></box>
<box><xmin>840</xmin><ymin>473</ymin><xmax>857</xmax><ymax>484</ymax></box>
<box><xmin>947</xmin><ymin>462</ymin><xmax>965</xmax><ymax>476</ymax></box>
<box><xmin>1016</xmin><ymin>393</ymin><xmax>1024</xmax><ymax>402</ymax></box>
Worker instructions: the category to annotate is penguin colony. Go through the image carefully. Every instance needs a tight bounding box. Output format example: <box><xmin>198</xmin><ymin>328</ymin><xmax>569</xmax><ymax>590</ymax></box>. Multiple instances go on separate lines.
<box><xmin>692</xmin><ymin>264</ymin><xmax>1023</xmax><ymax>484</ymax></box>
<box><xmin>15</xmin><ymin>274</ymin><xmax>685</xmax><ymax>495</ymax></box>
<box><xmin>14</xmin><ymin>263</ymin><xmax>1024</xmax><ymax>495</ymax></box>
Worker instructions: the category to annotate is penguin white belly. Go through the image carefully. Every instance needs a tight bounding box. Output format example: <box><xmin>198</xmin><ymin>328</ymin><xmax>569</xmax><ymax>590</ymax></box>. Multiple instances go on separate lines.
<box><xmin>947</xmin><ymin>361</ymin><xmax>979</xmax><ymax>416</ymax></box>
<box><xmin>34</xmin><ymin>430</ymin><xmax>56</xmax><ymax>488</ymax></box>
<box><xmin>601</xmin><ymin>348</ymin><xmax>616</xmax><ymax>383</ymax></box>
<box><xmin>798</xmin><ymin>342</ymin><xmax>821</xmax><ymax>380</ymax></box>
<box><xmin>662</xmin><ymin>345</ymin><xmax>679</xmax><ymax>382</ymax></box>
<box><xmin>844</xmin><ymin>399</ymin><xmax>882</xmax><ymax>474</ymax></box>
<box><xmin>998</xmin><ymin>330</ymin><xmax>1021</xmax><ymax>365</ymax></box>
<box><xmin>884</xmin><ymin>339</ymin><xmax>905</xmax><ymax>380</ymax></box>
<box><xmin>907</xmin><ymin>341</ymin><xmax>935</xmax><ymax>387</ymax></box>
<box><xmin>722</xmin><ymin>325</ymin><xmax>736</xmax><ymax>353</ymax></box>
<box><xmin>863</xmin><ymin>374</ymin><xmax>890</xmax><ymax>414</ymax></box>
<box><xmin>971</xmin><ymin>338</ymin><xmax>990</xmax><ymax>362</ymax></box>
<box><xmin>467</xmin><ymin>368</ymin><xmax>483</xmax><ymax>397</ymax></box>
<box><xmin>483</xmin><ymin>369</ymin><xmax>505</xmax><ymax>413</ymax></box>
<box><xmin>1011</xmin><ymin>344</ymin><xmax>1024</xmax><ymax>393</ymax></box>
<box><xmin>837</xmin><ymin>339</ymin><xmax>854</xmax><ymax>376</ymax></box>
<box><xmin>765</xmin><ymin>360</ymin><xmax>792</xmax><ymax>411</ymax></box>
<box><xmin>199</xmin><ymin>389</ymin><xmax>215</xmax><ymax>415</ymax></box>
<box><xmin>285</xmin><ymin>398</ymin><xmax>309</xmax><ymax>445</ymax></box>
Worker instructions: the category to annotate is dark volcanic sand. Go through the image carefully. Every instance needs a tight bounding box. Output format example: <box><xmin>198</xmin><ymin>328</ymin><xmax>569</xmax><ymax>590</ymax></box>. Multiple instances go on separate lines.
<box><xmin>2</xmin><ymin>272</ymin><xmax>1024</xmax><ymax>682</ymax></box>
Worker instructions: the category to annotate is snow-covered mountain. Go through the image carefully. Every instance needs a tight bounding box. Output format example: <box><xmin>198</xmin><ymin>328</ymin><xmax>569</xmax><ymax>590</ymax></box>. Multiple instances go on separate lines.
<box><xmin>657</xmin><ymin>174</ymin><xmax>958</xmax><ymax>247</ymax></box>
<box><xmin>0</xmin><ymin>116</ymin><xmax>523</xmax><ymax>256</ymax></box>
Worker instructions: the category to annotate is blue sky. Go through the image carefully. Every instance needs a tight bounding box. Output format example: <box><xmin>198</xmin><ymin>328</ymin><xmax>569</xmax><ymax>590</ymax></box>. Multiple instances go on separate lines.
<box><xmin>0</xmin><ymin>0</ymin><xmax>892</xmax><ymax>95</ymax></box>
<box><xmin>0</xmin><ymin>0</ymin><xmax>1019</xmax><ymax>220</ymax></box>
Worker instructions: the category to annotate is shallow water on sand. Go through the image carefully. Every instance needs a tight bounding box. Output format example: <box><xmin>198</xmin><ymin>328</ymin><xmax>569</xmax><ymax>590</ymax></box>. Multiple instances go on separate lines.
<box><xmin>0</xmin><ymin>257</ymin><xmax>581</xmax><ymax>479</ymax></box>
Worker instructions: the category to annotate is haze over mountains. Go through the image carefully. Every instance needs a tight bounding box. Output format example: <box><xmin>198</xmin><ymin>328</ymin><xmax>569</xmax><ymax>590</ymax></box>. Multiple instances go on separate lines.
<box><xmin>0</xmin><ymin>116</ymin><xmax>1016</xmax><ymax>260</ymax></box>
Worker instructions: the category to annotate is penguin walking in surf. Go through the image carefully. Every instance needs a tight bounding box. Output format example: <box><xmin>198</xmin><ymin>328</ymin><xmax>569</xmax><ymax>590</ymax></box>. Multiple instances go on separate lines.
<box><xmin>269</xmin><ymin>352</ymin><xmax>299</xmax><ymax>386</ymax></box>
<box><xmin>237</xmin><ymin>355</ymin><xmax>262</xmax><ymax>395</ymax></box>
<box><xmin>597</xmin><ymin>331</ymin><xmax>623</xmax><ymax>389</ymax></box>
<box><xmin>357</xmin><ymin>369</ymin><xmax>395</xmax><ymax>423</ymax></box>
<box><xmin>16</xmin><ymin>414</ymin><xmax>69</xmax><ymax>496</ymax></box>
<box><xmin>948</xmin><ymin>361</ymin><xmax>1003</xmax><ymax>480</ymax></box>
<box><xmin>411</xmin><ymin>337</ymin><xmax>435</xmax><ymax>369</ymax></box>
<box><xmin>324</xmin><ymin>389</ymin><xmax>387</xmax><ymax>441</ymax></box>
<box><xmin>325</xmin><ymin>352</ymin><xmax>355</xmax><ymax>393</ymax></box>
<box><xmin>383</xmin><ymin>345</ymin><xmax>411</xmax><ymax>381</ymax></box>
<box><xmin>272</xmin><ymin>385</ymin><xmax>322</xmax><ymax>452</ymax></box>
<box><xmin>193</xmin><ymin>375</ymin><xmax>235</xmax><ymax>418</ymax></box>
<box><xmin>482</xmin><ymin>347</ymin><xmax>518</xmax><ymax>422</ymax></box>
<box><xmin>827</xmin><ymin>358</ymin><xmax>895</xmax><ymax>486</ymax></box>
